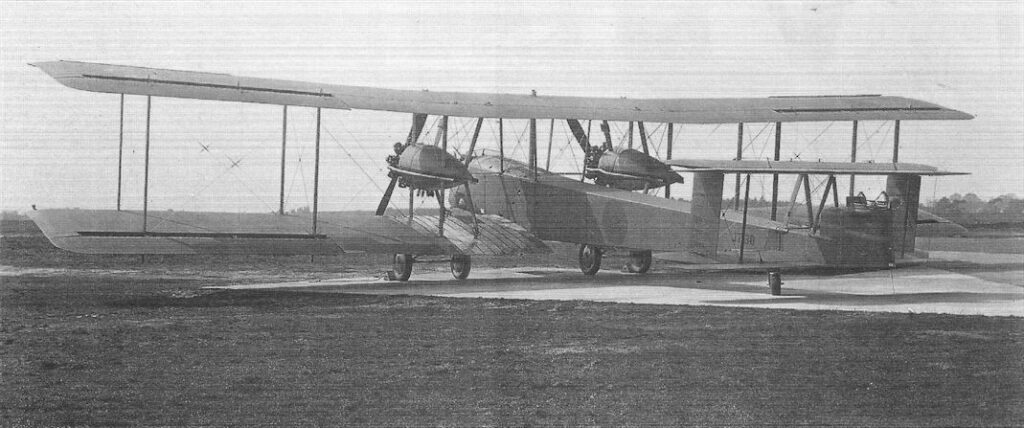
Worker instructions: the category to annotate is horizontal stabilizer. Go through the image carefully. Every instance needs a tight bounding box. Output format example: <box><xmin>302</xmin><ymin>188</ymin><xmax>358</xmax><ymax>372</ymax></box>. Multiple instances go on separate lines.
<box><xmin>668</xmin><ymin>159</ymin><xmax>967</xmax><ymax>176</ymax></box>
<box><xmin>33</xmin><ymin>60</ymin><xmax>973</xmax><ymax>123</ymax></box>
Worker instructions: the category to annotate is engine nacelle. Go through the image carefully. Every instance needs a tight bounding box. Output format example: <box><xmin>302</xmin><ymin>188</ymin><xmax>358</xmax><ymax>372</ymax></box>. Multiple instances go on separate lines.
<box><xmin>592</xmin><ymin>149</ymin><xmax>684</xmax><ymax>191</ymax></box>
<box><xmin>388</xmin><ymin>144</ymin><xmax>476</xmax><ymax>192</ymax></box>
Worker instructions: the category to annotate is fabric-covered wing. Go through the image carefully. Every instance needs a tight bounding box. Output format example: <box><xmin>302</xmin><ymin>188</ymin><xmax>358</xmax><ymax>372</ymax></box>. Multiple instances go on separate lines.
<box><xmin>668</xmin><ymin>159</ymin><xmax>967</xmax><ymax>176</ymax></box>
<box><xmin>28</xmin><ymin>209</ymin><xmax>548</xmax><ymax>256</ymax></box>
<box><xmin>33</xmin><ymin>60</ymin><xmax>973</xmax><ymax>123</ymax></box>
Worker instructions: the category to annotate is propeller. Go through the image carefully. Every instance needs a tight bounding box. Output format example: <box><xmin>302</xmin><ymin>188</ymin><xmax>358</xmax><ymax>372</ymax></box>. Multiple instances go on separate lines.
<box><xmin>406</xmin><ymin>113</ymin><xmax>427</xmax><ymax>145</ymax></box>
<box><xmin>637</xmin><ymin>121</ymin><xmax>649</xmax><ymax>155</ymax></box>
<box><xmin>378</xmin><ymin>114</ymin><xmax>481</xmax><ymax>239</ymax></box>
<box><xmin>460</xmin><ymin>118</ymin><xmax>484</xmax><ymax>237</ymax></box>
<box><xmin>376</xmin><ymin>113</ymin><xmax>426</xmax><ymax>217</ymax></box>
<box><xmin>375</xmin><ymin>176</ymin><xmax>399</xmax><ymax>216</ymax></box>
<box><xmin>566</xmin><ymin>119</ymin><xmax>591</xmax><ymax>152</ymax></box>
<box><xmin>600</xmin><ymin>121</ymin><xmax>613</xmax><ymax>150</ymax></box>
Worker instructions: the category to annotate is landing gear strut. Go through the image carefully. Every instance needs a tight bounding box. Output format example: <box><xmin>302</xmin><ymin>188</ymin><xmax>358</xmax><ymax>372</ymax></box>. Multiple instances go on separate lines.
<box><xmin>450</xmin><ymin>254</ymin><xmax>471</xmax><ymax>280</ymax></box>
<box><xmin>625</xmin><ymin>250</ymin><xmax>652</xmax><ymax>274</ymax></box>
<box><xmin>392</xmin><ymin>253</ymin><xmax>413</xmax><ymax>281</ymax></box>
<box><xmin>578</xmin><ymin>244</ymin><xmax>602</xmax><ymax>275</ymax></box>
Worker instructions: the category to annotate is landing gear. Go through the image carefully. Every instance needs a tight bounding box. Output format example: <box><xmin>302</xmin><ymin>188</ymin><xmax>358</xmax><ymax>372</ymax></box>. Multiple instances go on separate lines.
<box><xmin>392</xmin><ymin>253</ymin><xmax>413</xmax><ymax>281</ymax></box>
<box><xmin>626</xmin><ymin>250</ymin><xmax>652</xmax><ymax>274</ymax></box>
<box><xmin>450</xmin><ymin>254</ymin><xmax>471</xmax><ymax>280</ymax></box>
<box><xmin>578</xmin><ymin>244</ymin><xmax>602</xmax><ymax>275</ymax></box>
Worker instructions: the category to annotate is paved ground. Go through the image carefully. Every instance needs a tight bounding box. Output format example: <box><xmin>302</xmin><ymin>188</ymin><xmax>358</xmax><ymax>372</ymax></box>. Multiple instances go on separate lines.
<box><xmin>212</xmin><ymin>251</ymin><xmax>1023</xmax><ymax>317</ymax></box>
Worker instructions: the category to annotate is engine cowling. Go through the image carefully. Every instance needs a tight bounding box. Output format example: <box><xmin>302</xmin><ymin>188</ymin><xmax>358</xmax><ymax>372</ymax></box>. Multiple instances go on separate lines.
<box><xmin>388</xmin><ymin>144</ymin><xmax>476</xmax><ymax>192</ymax></box>
<box><xmin>593</xmin><ymin>149</ymin><xmax>684</xmax><ymax>190</ymax></box>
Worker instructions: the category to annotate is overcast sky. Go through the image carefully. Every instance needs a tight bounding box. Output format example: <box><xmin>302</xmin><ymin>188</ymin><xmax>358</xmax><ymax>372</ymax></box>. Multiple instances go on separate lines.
<box><xmin>2</xmin><ymin>0</ymin><xmax>1022</xmax><ymax>213</ymax></box>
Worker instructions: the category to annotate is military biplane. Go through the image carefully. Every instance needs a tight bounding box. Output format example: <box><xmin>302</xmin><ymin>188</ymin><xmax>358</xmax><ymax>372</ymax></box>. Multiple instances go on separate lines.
<box><xmin>27</xmin><ymin>61</ymin><xmax>971</xmax><ymax>280</ymax></box>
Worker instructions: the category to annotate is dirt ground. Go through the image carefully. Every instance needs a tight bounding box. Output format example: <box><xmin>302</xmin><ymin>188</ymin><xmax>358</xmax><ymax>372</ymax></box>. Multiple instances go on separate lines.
<box><xmin>2</xmin><ymin>219</ymin><xmax>1023</xmax><ymax>426</ymax></box>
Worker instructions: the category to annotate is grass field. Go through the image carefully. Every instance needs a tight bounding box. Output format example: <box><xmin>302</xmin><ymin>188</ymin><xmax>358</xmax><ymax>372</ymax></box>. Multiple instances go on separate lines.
<box><xmin>2</xmin><ymin>220</ymin><xmax>1023</xmax><ymax>426</ymax></box>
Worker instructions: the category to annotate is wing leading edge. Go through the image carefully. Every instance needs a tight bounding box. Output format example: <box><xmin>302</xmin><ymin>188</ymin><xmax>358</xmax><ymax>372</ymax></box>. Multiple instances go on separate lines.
<box><xmin>33</xmin><ymin>60</ymin><xmax>973</xmax><ymax>123</ymax></box>
<box><xmin>668</xmin><ymin>159</ymin><xmax>968</xmax><ymax>176</ymax></box>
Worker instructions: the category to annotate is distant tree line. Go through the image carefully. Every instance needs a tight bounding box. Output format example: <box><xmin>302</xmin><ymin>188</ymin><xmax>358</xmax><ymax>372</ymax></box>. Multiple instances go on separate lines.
<box><xmin>924</xmin><ymin>193</ymin><xmax>1024</xmax><ymax>225</ymax></box>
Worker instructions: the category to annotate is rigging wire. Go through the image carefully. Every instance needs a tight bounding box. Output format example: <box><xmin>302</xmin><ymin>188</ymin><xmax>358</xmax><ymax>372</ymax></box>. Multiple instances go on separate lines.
<box><xmin>794</xmin><ymin>121</ymin><xmax>835</xmax><ymax>159</ymax></box>
<box><xmin>743</xmin><ymin>123</ymin><xmax>772</xmax><ymax>153</ymax></box>
<box><xmin>321</xmin><ymin>121</ymin><xmax>394</xmax><ymax>211</ymax></box>
<box><xmin>506</xmin><ymin>120</ymin><xmax>528</xmax><ymax>161</ymax></box>
<box><xmin>153</xmin><ymin>133</ymin><xmax>280</xmax><ymax>229</ymax></box>
<box><xmin>551</xmin><ymin>120</ymin><xmax>581</xmax><ymax>174</ymax></box>
<box><xmin>285</xmin><ymin>152</ymin><xmax>306</xmax><ymax>213</ymax></box>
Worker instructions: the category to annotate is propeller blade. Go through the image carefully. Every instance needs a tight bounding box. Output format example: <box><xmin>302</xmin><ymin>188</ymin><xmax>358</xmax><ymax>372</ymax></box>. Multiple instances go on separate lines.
<box><xmin>375</xmin><ymin>176</ymin><xmax>399</xmax><ymax>216</ymax></box>
<box><xmin>405</xmin><ymin>113</ymin><xmax>427</xmax><ymax>146</ymax></box>
<box><xmin>464</xmin><ymin>117</ymin><xmax>484</xmax><ymax>167</ymax></box>
<box><xmin>638</xmin><ymin>121</ymin><xmax>649</xmax><ymax>155</ymax></box>
<box><xmin>600</xmin><ymin>121</ymin><xmax>613</xmax><ymax>151</ymax></box>
<box><xmin>436</xmin><ymin>189</ymin><xmax>446</xmax><ymax>237</ymax></box>
<box><xmin>462</xmin><ymin>183</ymin><xmax>480</xmax><ymax>237</ymax></box>
<box><xmin>434</xmin><ymin>115</ymin><xmax>448</xmax><ymax>149</ymax></box>
<box><xmin>566</xmin><ymin>119</ymin><xmax>590</xmax><ymax>152</ymax></box>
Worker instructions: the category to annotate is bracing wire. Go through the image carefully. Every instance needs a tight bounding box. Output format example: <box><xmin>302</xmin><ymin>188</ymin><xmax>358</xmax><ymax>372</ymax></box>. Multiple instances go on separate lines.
<box><xmin>794</xmin><ymin>121</ymin><xmax>835</xmax><ymax>158</ymax></box>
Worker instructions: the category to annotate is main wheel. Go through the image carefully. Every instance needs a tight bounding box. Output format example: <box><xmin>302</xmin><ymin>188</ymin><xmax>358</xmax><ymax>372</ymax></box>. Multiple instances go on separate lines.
<box><xmin>626</xmin><ymin>250</ymin><xmax>652</xmax><ymax>274</ymax></box>
<box><xmin>578</xmin><ymin>244</ymin><xmax>602</xmax><ymax>276</ymax></box>
<box><xmin>392</xmin><ymin>253</ymin><xmax>413</xmax><ymax>281</ymax></box>
<box><xmin>450</xmin><ymin>254</ymin><xmax>471</xmax><ymax>280</ymax></box>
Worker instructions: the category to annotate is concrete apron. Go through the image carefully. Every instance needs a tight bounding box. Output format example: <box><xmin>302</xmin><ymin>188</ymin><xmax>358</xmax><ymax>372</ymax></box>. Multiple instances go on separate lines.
<box><xmin>210</xmin><ymin>255</ymin><xmax>1023</xmax><ymax>317</ymax></box>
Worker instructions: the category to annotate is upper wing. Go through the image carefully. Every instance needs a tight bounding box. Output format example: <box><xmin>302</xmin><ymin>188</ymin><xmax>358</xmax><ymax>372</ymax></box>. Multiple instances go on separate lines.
<box><xmin>33</xmin><ymin>60</ymin><xmax>973</xmax><ymax>123</ymax></box>
<box><xmin>668</xmin><ymin>159</ymin><xmax>968</xmax><ymax>176</ymax></box>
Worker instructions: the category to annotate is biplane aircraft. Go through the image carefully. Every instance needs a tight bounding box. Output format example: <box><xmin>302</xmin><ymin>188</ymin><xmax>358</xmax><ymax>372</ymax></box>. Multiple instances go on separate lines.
<box><xmin>27</xmin><ymin>61</ymin><xmax>971</xmax><ymax>280</ymax></box>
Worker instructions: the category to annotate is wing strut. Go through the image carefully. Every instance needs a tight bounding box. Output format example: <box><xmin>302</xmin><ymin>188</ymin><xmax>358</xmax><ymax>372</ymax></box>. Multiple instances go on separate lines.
<box><xmin>734</xmin><ymin>123</ymin><xmax>743</xmax><ymax>209</ymax></box>
<box><xmin>770</xmin><ymin>121</ymin><xmax>782</xmax><ymax>221</ymax></box>
<box><xmin>739</xmin><ymin>174</ymin><xmax>751</xmax><ymax>264</ymax></box>
<box><xmin>312</xmin><ymin>108</ymin><xmax>322</xmax><ymax>235</ymax></box>
<box><xmin>498</xmin><ymin>119</ymin><xmax>505</xmax><ymax>173</ymax></box>
<box><xmin>893</xmin><ymin>120</ymin><xmax>901</xmax><ymax>163</ymax></box>
<box><xmin>545</xmin><ymin>118</ymin><xmax>555</xmax><ymax>171</ymax></box>
<box><xmin>278</xmin><ymin>105</ymin><xmax>288</xmax><ymax>215</ymax></box>
<box><xmin>813</xmin><ymin>175</ymin><xmax>841</xmax><ymax>231</ymax></box>
<box><xmin>142</xmin><ymin>96</ymin><xmax>152</xmax><ymax>233</ymax></box>
<box><xmin>117</xmin><ymin>94</ymin><xmax>125</xmax><ymax>211</ymax></box>
<box><xmin>783</xmin><ymin>174</ymin><xmax>815</xmax><ymax>228</ymax></box>
<box><xmin>849</xmin><ymin>120</ymin><xmax>858</xmax><ymax>196</ymax></box>
<box><xmin>665</xmin><ymin>122</ymin><xmax>674</xmax><ymax>199</ymax></box>
<box><xmin>529</xmin><ymin>118</ymin><xmax>538</xmax><ymax>181</ymax></box>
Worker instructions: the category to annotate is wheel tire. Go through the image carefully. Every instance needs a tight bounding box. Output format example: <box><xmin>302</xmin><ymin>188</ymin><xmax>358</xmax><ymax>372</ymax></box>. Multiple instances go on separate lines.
<box><xmin>450</xmin><ymin>255</ymin><xmax>471</xmax><ymax>280</ymax></box>
<box><xmin>626</xmin><ymin>250</ymin><xmax>652</xmax><ymax>274</ymax></box>
<box><xmin>578</xmin><ymin>244</ymin><xmax>602</xmax><ymax>276</ymax></box>
<box><xmin>392</xmin><ymin>254</ymin><xmax>413</xmax><ymax>281</ymax></box>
